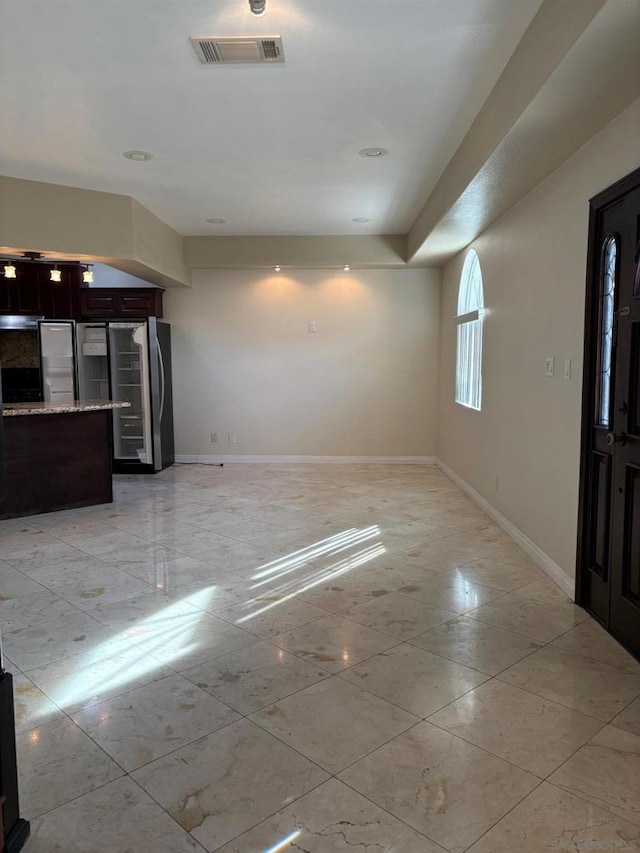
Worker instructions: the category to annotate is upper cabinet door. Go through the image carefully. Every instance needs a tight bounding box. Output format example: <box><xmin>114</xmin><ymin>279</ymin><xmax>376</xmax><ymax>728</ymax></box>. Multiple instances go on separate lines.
<box><xmin>0</xmin><ymin>279</ymin><xmax>18</xmax><ymax>312</ymax></box>
<box><xmin>118</xmin><ymin>291</ymin><xmax>163</xmax><ymax>317</ymax></box>
<box><xmin>49</xmin><ymin>266</ymin><xmax>80</xmax><ymax>319</ymax></box>
<box><xmin>2</xmin><ymin>264</ymin><xmax>52</xmax><ymax>315</ymax></box>
<box><xmin>80</xmin><ymin>288</ymin><xmax>163</xmax><ymax>319</ymax></box>
<box><xmin>79</xmin><ymin>290</ymin><xmax>118</xmax><ymax>317</ymax></box>
<box><xmin>15</xmin><ymin>271</ymin><xmax>47</xmax><ymax>314</ymax></box>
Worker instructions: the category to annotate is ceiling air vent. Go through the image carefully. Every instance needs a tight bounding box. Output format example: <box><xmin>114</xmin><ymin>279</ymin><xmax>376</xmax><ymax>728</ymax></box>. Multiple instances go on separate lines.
<box><xmin>190</xmin><ymin>36</ymin><xmax>284</xmax><ymax>65</ymax></box>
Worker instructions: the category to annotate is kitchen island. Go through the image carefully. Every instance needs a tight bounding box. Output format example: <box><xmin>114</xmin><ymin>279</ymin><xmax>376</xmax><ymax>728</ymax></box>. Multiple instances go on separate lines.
<box><xmin>1</xmin><ymin>400</ymin><xmax>130</xmax><ymax>520</ymax></box>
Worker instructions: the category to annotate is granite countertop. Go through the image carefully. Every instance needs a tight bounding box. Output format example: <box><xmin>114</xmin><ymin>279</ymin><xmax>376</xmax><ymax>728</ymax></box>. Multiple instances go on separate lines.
<box><xmin>2</xmin><ymin>400</ymin><xmax>132</xmax><ymax>417</ymax></box>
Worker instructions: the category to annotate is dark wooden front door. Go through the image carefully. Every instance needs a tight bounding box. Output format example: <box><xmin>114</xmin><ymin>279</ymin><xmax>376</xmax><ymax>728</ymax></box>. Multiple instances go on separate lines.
<box><xmin>578</xmin><ymin>167</ymin><xmax>640</xmax><ymax>659</ymax></box>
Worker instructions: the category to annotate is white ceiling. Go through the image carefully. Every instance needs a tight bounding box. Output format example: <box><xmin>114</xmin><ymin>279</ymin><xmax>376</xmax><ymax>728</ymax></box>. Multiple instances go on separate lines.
<box><xmin>0</xmin><ymin>0</ymin><xmax>543</xmax><ymax>237</ymax></box>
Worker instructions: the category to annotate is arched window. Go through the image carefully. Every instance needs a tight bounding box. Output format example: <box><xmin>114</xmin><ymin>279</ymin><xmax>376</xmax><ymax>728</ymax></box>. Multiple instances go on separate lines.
<box><xmin>455</xmin><ymin>249</ymin><xmax>484</xmax><ymax>410</ymax></box>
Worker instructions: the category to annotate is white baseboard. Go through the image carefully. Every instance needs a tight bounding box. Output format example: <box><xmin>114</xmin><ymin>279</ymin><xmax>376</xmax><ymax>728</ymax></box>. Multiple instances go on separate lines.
<box><xmin>175</xmin><ymin>455</ymin><xmax>437</xmax><ymax>465</ymax></box>
<box><xmin>436</xmin><ymin>459</ymin><xmax>575</xmax><ymax>598</ymax></box>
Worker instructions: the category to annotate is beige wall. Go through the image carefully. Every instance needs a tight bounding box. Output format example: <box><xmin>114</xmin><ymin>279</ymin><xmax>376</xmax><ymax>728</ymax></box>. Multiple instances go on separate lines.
<box><xmin>438</xmin><ymin>98</ymin><xmax>640</xmax><ymax>582</ymax></box>
<box><xmin>164</xmin><ymin>268</ymin><xmax>440</xmax><ymax>459</ymax></box>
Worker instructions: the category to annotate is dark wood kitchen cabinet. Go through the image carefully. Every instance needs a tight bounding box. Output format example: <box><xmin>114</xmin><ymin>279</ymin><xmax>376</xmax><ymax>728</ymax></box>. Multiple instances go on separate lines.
<box><xmin>0</xmin><ymin>262</ymin><xmax>80</xmax><ymax>319</ymax></box>
<box><xmin>50</xmin><ymin>270</ymin><xmax>80</xmax><ymax>319</ymax></box>
<box><xmin>1</xmin><ymin>265</ymin><xmax>162</xmax><ymax>320</ymax></box>
<box><xmin>79</xmin><ymin>287</ymin><xmax>163</xmax><ymax>318</ymax></box>
<box><xmin>0</xmin><ymin>267</ymin><xmax>48</xmax><ymax>315</ymax></box>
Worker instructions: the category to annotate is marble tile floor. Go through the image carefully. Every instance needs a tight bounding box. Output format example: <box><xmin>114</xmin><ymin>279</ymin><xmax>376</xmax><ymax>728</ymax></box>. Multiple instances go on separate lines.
<box><xmin>0</xmin><ymin>463</ymin><xmax>639</xmax><ymax>852</ymax></box>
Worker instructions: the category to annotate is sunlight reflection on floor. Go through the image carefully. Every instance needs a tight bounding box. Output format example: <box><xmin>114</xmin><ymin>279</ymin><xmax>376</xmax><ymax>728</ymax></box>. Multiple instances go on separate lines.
<box><xmin>36</xmin><ymin>587</ymin><xmax>216</xmax><ymax>715</ymax></box>
<box><xmin>236</xmin><ymin>527</ymin><xmax>386</xmax><ymax>624</ymax></box>
<box><xmin>262</xmin><ymin>829</ymin><xmax>302</xmax><ymax>852</ymax></box>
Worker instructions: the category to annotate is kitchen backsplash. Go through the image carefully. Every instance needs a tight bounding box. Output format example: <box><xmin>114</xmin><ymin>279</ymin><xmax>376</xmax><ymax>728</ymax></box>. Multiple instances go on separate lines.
<box><xmin>0</xmin><ymin>330</ymin><xmax>39</xmax><ymax>367</ymax></box>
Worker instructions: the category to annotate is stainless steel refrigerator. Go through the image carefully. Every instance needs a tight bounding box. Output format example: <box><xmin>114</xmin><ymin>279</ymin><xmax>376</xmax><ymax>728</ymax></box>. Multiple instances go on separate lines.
<box><xmin>38</xmin><ymin>320</ymin><xmax>76</xmax><ymax>405</ymax></box>
<box><xmin>40</xmin><ymin>318</ymin><xmax>174</xmax><ymax>473</ymax></box>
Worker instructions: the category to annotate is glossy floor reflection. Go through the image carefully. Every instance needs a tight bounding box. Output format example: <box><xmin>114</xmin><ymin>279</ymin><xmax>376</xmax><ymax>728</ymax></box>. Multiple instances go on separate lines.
<box><xmin>1</xmin><ymin>463</ymin><xmax>639</xmax><ymax>852</ymax></box>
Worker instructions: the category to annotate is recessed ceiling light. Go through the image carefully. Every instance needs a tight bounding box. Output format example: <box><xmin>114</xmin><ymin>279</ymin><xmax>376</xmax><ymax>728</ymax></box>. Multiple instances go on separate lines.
<box><xmin>343</xmin><ymin>265</ymin><xmax>351</xmax><ymax>272</ymax></box>
<box><xmin>123</xmin><ymin>150</ymin><xmax>153</xmax><ymax>161</ymax></box>
<box><xmin>206</xmin><ymin>218</ymin><xmax>226</xmax><ymax>224</ymax></box>
<box><xmin>359</xmin><ymin>148</ymin><xmax>388</xmax><ymax>158</ymax></box>
<box><xmin>352</xmin><ymin>217</ymin><xmax>372</xmax><ymax>223</ymax></box>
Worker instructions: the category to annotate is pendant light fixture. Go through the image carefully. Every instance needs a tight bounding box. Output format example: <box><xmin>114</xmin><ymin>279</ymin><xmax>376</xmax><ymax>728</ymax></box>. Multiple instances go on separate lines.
<box><xmin>249</xmin><ymin>0</ymin><xmax>266</xmax><ymax>15</ymax></box>
<box><xmin>2</xmin><ymin>253</ymin><xmax>97</xmax><ymax>283</ymax></box>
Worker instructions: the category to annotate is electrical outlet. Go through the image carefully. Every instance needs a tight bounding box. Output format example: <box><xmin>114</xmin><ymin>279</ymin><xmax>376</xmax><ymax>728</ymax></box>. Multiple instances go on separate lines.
<box><xmin>210</xmin><ymin>432</ymin><xmax>218</xmax><ymax>443</ymax></box>
<box><xmin>366</xmin><ymin>432</ymin><xmax>375</xmax><ymax>443</ymax></box>
<box><xmin>564</xmin><ymin>358</ymin><xmax>572</xmax><ymax>381</ymax></box>
<box><xmin>308</xmin><ymin>321</ymin><xmax>317</xmax><ymax>333</ymax></box>
<box><xmin>229</xmin><ymin>433</ymin><xmax>238</xmax><ymax>444</ymax></box>
<box><xmin>545</xmin><ymin>356</ymin><xmax>555</xmax><ymax>377</ymax></box>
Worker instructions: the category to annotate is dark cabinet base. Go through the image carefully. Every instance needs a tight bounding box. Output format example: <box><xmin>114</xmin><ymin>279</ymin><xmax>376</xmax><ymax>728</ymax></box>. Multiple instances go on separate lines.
<box><xmin>4</xmin><ymin>819</ymin><xmax>30</xmax><ymax>853</ymax></box>
<box><xmin>0</xmin><ymin>674</ymin><xmax>30</xmax><ymax>853</ymax></box>
<box><xmin>0</xmin><ymin>410</ymin><xmax>113</xmax><ymax>520</ymax></box>
<box><xmin>113</xmin><ymin>459</ymin><xmax>158</xmax><ymax>475</ymax></box>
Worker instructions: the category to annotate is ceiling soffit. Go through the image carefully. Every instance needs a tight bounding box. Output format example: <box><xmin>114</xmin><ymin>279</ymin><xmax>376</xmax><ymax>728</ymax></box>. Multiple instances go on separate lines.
<box><xmin>0</xmin><ymin>177</ymin><xmax>190</xmax><ymax>288</ymax></box>
<box><xmin>408</xmin><ymin>0</ymin><xmax>612</xmax><ymax>262</ymax></box>
<box><xmin>412</xmin><ymin>2</ymin><xmax>640</xmax><ymax>266</ymax></box>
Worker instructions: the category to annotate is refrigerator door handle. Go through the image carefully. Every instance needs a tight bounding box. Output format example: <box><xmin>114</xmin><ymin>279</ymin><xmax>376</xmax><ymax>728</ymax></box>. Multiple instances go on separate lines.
<box><xmin>156</xmin><ymin>336</ymin><xmax>165</xmax><ymax>423</ymax></box>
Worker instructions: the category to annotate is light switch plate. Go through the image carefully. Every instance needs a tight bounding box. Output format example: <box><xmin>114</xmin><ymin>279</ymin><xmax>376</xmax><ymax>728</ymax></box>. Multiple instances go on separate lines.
<box><xmin>308</xmin><ymin>321</ymin><xmax>317</xmax><ymax>333</ymax></box>
<box><xmin>546</xmin><ymin>356</ymin><xmax>555</xmax><ymax>377</ymax></box>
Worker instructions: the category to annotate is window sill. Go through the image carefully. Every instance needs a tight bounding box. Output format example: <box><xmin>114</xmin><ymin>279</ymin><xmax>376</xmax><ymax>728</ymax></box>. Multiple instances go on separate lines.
<box><xmin>455</xmin><ymin>400</ymin><xmax>481</xmax><ymax>412</ymax></box>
